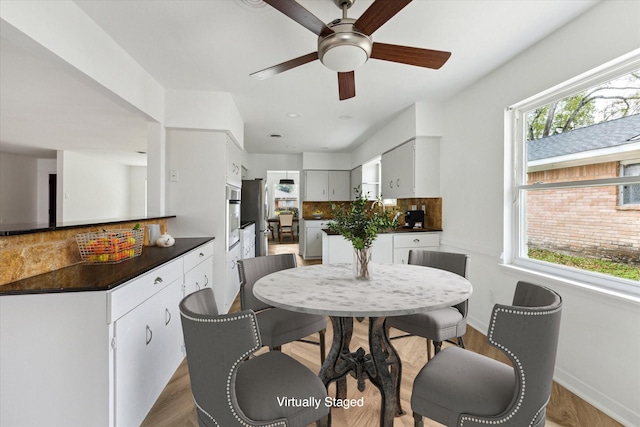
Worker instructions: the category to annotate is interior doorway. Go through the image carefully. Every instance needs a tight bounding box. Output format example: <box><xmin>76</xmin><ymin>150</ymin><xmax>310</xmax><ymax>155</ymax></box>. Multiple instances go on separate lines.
<box><xmin>48</xmin><ymin>173</ymin><xmax>57</xmax><ymax>225</ymax></box>
<box><xmin>266</xmin><ymin>170</ymin><xmax>300</xmax><ymax>246</ymax></box>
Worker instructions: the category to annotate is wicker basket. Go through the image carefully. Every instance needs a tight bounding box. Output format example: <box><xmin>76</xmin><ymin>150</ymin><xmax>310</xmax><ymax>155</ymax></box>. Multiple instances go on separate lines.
<box><xmin>76</xmin><ymin>229</ymin><xmax>143</xmax><ymax>264</ymax></box>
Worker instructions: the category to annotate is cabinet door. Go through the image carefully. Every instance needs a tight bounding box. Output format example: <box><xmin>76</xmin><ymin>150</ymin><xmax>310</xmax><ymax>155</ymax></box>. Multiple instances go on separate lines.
<box><xmin>393</xmin><ymin>141</ymin><xmax>415</xmax><ymax>198</ymax></box>
<box><xmin>371</xmin><ymin>234</ymin><xmax>393</xmax><ymax>264</ymax></box>
<box><xmin>226</xmin><ymin>138</ymin><xmax>242</xmax><ymax>187</ymax></box>
<box><xmin>184</xmin><ymin>256</ymin><xmax>213</xmax><ymax>296</ymax></box>
<box><xmin>382</xmin><ymin>141</ymin><xmax>415</xmax><ymax>199</ymax></box>
<box><xmin>329</xmin><ymin>170</ymin><xmax>351</xmax><ymax>201</ymax></box>
<box><xmin>153</xmin><ymin>281</ymin><xmax>185</xmax><ymax>395</ymax></box>
<box><xmin>381</xmin><ymin>148</ymin><xmax>398</xmax><ymax>199</ymax></box>
<box><xmin>305</xmin><ymin>227</ymin><xmax>324</xmax><ymax>258</ymax></box>
<box><xmin>114</xmin><ymin>288</ymin><xmax>163</xmax><ymax>427</ymax></box>
<box><xmin>224</xmin><ymin>244</ymin><xmax>242</xmax><ymax>313</ymax></box>
<box><xmin>305</xmin><ymin>170</ymin><xmax>329</xmax><ymax>201</ymax></box>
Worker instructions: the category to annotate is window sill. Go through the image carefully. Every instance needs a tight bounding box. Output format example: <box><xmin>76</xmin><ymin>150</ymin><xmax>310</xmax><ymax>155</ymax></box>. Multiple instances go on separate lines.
<box><xmin>499</xmin><ymin>261</ymin><xmax>640</xmax><ymax>305</ymax></box>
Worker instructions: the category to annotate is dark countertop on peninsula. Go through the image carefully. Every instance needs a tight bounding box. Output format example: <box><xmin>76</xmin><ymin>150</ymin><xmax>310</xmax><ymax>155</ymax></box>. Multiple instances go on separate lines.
<box><xmin>0</xmin><ymin>215</ymin><xmax>177</xmax><ymax>236</ymax></box>
<box><xmin>322</xmin><ymin>228</ymin><xmax>442</xmax><ymax>235</ymax></box>
<box><xmin>0</xmin><ymin>237</ymin><xmax>213</xmax><ymax>295</ymax></box>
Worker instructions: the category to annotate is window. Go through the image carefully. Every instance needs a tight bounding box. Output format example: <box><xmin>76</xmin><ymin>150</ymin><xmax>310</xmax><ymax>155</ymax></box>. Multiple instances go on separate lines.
<box><xmin>620</xmin><ymin>162</ymin><xmax>640</xmax><ymax>205</ymax></box>
<box><xmin>507</xmin><ymin>52</ymin><xmax>640</xmax><ymax>296</ymax></box>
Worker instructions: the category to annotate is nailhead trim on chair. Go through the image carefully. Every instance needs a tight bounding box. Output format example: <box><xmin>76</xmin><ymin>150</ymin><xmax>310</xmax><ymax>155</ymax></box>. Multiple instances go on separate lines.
<box><xmin>182</xmin><ymin>311</ymin><xmax>287</xmax><ymax>426</ymax></box>
<box><xmin>459</xmin><ymin>305</ymin><xmax>561</xmax><ymax>427</ymax></box>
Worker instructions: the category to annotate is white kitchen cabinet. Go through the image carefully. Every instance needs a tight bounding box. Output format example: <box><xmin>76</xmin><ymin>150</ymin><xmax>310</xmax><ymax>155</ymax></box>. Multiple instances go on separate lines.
<box><xmin>224</xmin><ymin>243</ymin><xmax>242</xmax><ymax>313</ymax></box>
<box><xmin>0</xmin><ymin>241</ymin><xmax>212</xmax><ymax>427</ymax></box>
<box><xmin>303</xmin><ymin>219</ymin><xmax>330</xmax><ymax>259</ymax></box>
<box><xmin>183</xmin><ymin>241</ymin><xmax>214</xmax><ymax>297</ymax></box>
<box><xmin>113</xmin><ymin>277</ymin><xmax>183</xmax><ymax>427</ymax></box>
<box><xmin>241</xmin><ymin>223</ymin><xmax>256</xmax><ymax>259</ymax></box>
<box><xmin>393</xmin><ymin>232</ymin><xmax>440</xmax><ymax>264</ymax></box>
<box><xmin>304</xmin><ymin>170</ymin><xmax>350</xmax><ymax>201</ymax></box>
<box><xmin>350</xmin><ymin>165</ymin><xmax>362</xmax><ymax>201</ymax></box>
<box><xmin>322</xmin><ymin>232</ymin><xmax>393</xmax><ymax>264</ymax></box>
<box><xmin>226</xmin><ymin>137</ymin><xmax>242</xmax><ymax>187</ymax></box>
<box><xmin>381</xmin><ymin>138</ymin><xmax>440</xmax><ymax>199</ymax></box>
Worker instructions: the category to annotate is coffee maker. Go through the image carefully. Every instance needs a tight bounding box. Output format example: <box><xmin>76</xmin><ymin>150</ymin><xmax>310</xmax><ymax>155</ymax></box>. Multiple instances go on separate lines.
<box><xmin>404</xmin><ymin>210</ymin><xmax>425</xmax><ymax>229</ymax></box>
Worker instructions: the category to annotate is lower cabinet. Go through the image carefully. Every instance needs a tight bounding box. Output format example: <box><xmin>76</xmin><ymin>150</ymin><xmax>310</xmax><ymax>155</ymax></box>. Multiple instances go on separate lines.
<box><xmin>113</xmin><ymin>279</ymin><xmax>184</xmax><ymax>427</ymax></box>
<box><xmin>322</xmin><ymin>233</ymin><xmax>393</xmax><ymax>264</ymax></box>
<box><xmin>241</xmin><ymin>223</ymin><xmax>256</xmax><ymax>259</ymax></box>
<box><xmin>322</xmin><ymin>231</ymin><xmax>440</xmax><ymax>264</ymax></box>
<box><xmin>0</xmin><ymin>240</ymin><xmax>213</xmax><ymax>427</ymax></box>
<box><xmin>393</xmin><ymin>233</ymin><xmax>440</xmax><ymax>264</ymax></box>
<box><xmin>183</xmin><ymin>241</ymin><xmax>214</xmax><ymax>296</ymax></box>
<box><xmin>304</xmin><ymin>220</ymin><xmax>329</xmax><ymax>259</ymax></box>
<box><xmin>224</xmin><ymin>242</ymin><xmax>242</xmax><ymax>313</ymax></box>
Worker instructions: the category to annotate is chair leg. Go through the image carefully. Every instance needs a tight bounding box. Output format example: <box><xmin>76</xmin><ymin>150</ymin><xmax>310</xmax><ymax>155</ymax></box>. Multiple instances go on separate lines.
<box><xmin>458</xmin><ymin>335</ymin><xmax>466</xmax><ymax>348</ymax></box>
<box><xmin>270</xmin><ymin>346</ymin><xmax>282</xmax><ymax>352</ymax></box>
<box><xmin>426</xmin><ymin>339</ymin><xmax>432</xmax><ymax>361</ymax></box>
<box><xmin>434</xmin><ymin>341</ymin><xmax>443</xmax><ymax>354</ymax></box>
<box><xmin>319</xmin><ymin>329</ymin><xmax>326</xmax><ymax>364</ymax></box>
<box><xmin>413</xmin><ymin>411</ymin><xmax>424</xmax><ymax>427</ymax></box>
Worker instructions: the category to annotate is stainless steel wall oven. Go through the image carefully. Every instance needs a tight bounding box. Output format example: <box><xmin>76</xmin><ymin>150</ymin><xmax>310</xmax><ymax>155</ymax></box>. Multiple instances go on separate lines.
<box><xmin>226</xmin><ymin>185</ymin><xmax>241</xmax><ymax>250</ymax></box>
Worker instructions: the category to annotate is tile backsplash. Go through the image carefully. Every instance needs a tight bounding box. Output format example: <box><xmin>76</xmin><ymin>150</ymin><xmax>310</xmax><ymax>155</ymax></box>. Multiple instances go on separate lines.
<box><xmin>0</xmin><ymin>219</ymin><xmax>168</xmax><ymax>286</ymax></box>
<box><xmin>302</xmin><ymin>198</ymin><xmax>442</xmax><ymax>229</ymax></box>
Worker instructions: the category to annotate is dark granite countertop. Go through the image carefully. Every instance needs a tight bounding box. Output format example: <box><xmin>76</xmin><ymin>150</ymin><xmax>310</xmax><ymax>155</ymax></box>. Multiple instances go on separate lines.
<box><xmin>0</xmin><ymin>237</ymin><xmax>214</xmax><ymax>295</ymax></box>
<box><xmin>322</xmin><ymin>228</ymin><xmax>442</xmax><ymax>235</ymax></box>
<box><xmin>0</xmin><ymin>215</ymin><xmax>177</xmax><ymax>236</ymax></box>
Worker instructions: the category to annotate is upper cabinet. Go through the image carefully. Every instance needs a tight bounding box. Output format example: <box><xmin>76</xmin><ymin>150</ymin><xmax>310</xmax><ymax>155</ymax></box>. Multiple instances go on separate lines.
<box><xmin>381</xmin><ymin>138</ymin><xmax>440</xmax><ymax>199</ymax></box>
<box><xmin>304</xmin><ymin>170</ymin><xmax>350</xmax><ymax>201</ymax></box>
<box><xmin>226</xmin><ymin>137</ymin><xmax>242</xmax><ymax>187</ymax></box>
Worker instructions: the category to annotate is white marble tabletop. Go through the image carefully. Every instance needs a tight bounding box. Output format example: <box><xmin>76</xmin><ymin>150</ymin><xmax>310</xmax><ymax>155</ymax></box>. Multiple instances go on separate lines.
<box><xmin>253</xmin><ymin>263</ymin><xmax>473</xmax><ymax>317</ymax></box>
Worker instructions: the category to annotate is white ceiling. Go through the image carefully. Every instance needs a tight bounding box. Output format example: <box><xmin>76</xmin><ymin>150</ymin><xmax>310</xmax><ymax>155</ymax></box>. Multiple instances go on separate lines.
<box><xmin>0</xmin><ymin>0</ymin><xmax>599</xmax><ymax>160</ymax></box>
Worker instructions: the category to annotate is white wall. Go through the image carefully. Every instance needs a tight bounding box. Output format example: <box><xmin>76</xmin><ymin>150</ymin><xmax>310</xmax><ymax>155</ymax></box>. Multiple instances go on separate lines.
<box><xmin>302</xmin><ymin>152</ymin><xmax>351</xmax><ymax>170</ymax></box>
<box><xmin>242</xmin><ymin>153</ymin><xmax>303</xmax><ymax>180</ymax></box>
<box><xmin>438</xmin><ymin>1</ymin><xmax>640</xmax><ymax>425</ymax></box>
<box><xmin>60</xmin><ymin>151</ymin><xmax>131</xmax><ymax>222</ymax></box>
<box><xmin>0</xmin><ymin>152</ymin><xmax>38</xmax><ymax>225</ymax></box>
<box><xmin>128</xmin><ymin>166</ymin><xmax>147</xmax><ymax>217</ymax></box>
<box><xmin>36</xmin><ymin>158</ymin><xmax>57</xmax><ymax>224</ymax></box>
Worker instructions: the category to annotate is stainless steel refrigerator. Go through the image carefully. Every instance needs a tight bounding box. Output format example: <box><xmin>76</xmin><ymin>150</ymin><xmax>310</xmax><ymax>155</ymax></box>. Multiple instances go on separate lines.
<box><xmin>241</xmin><ymin>179</ymin><xmax>269</xmax><ymax>257</ymax></box>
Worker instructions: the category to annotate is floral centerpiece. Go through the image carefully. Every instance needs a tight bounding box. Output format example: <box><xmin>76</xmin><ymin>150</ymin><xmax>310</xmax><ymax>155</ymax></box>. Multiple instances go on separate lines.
<box><xmin>328</xmin><ymin>187</ymin><xmax>399</xmax><ymax>280</ymax></box>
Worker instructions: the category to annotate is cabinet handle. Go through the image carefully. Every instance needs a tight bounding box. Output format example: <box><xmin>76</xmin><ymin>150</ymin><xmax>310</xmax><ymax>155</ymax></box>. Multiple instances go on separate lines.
<box><xmin>389</xmin><ymin>180</ymin><xmax>394</xmax><ymax>188</ymax></box>
<box><xmin>196</xmin><ymin>281</ymin><xmax>200</xmax><ymax>291</ymax></box>
<box><xmin>203</xmin><ymin>274</ymin><xmax>209</xmax><ymax>287</ymax></box>
<box><xmin>165</xmin><ymin>308</ymin><xmax>171</xmax><ymax>326</ymax></box>
<box><xmin>413</xmin><ymin>239</ymin><xmax>420</xmax><ymax>243</ymax></box>
<box><xmin>396</xmin><ymin>179</ymin><xmax>400</xmax><ymax>188</ymax></box>
<box><xmin>323</xmin><ymin>189</ymin><xmax>326</xmax><ymax>195</ymax></box>
<box><xmin>154</xmin><ymin>277</ymin><xmax>163</xmax><ymax>285</ymax></box>
<box><xmin>146</xmin><ymin>325</ymin><xmax>153</xmax><ymax>345</ymax></box>
<box><xmin>199</xmin><ymin>252</ymin><xmax>205</xmax><ymax>258</ymax></box>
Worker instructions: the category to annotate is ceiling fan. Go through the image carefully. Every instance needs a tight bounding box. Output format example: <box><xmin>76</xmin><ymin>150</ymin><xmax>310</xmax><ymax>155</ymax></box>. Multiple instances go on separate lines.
<box><xmin>250</xmin><ymin>0</ymin><xmax>451</xmax><ymax>100</ymax></box>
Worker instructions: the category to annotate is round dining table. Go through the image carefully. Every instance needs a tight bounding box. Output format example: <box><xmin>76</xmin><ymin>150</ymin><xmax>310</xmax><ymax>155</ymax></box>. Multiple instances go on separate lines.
<box><xmin>253</xmin><ymin>262</ymin><xmax>473</xmax><ymax>427</ymax></box>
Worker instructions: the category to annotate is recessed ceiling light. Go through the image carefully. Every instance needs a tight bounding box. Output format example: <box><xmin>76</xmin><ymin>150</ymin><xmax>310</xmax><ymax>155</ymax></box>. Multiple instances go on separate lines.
<box><xmin>285</xmin><ymin>112</ymin><xmax>300</xmax><ymax>118</ymax></box>
<box><xmin>338</xmin><ymin>115</ymin><xmax>353</xmax><ymax>120</ymax></box>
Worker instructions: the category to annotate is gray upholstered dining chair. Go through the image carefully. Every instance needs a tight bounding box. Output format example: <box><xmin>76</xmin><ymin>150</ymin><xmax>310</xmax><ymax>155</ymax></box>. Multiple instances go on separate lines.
<box><xmin>180</xmin><ymin>288</ymin><xmax>330</xmax><ymax>427</ymax></box>
<box><xmin>411</xmin><ymin>281</ymin><xmax>563</xmax><ymax>427</ymax></box>
<box><xmin>385</xmin><ymin>249</ymin><xmax>470</xmax><ymax>359</ymax></box>
<box><xmin>237</xmin><ymin>254</ymin><xmax>327</xmax><ymax>363</ymax></box>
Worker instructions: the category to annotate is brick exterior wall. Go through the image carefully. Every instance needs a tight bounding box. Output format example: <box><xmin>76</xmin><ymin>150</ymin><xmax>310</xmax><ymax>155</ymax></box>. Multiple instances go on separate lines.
<box><xmin>526</xmin><ymin>161</ymin><xmax>640</xmax><ymax>264</ymax></box>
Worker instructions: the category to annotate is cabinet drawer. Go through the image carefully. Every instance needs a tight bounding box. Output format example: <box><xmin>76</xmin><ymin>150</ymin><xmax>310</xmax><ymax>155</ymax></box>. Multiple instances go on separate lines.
<box><xmin>184</xmin><ymin>241</ymin><xmax>214</xmax><ymax>272</ymax></box>
<box><xmin>108</xmin><ymin>258</ymin><xmax>183</xmax><ymax>323</ymax></box>
<box><xmin>394</xmin><ymin>233</ymin><xmax>439</xmax><ymax>248</ymax></box>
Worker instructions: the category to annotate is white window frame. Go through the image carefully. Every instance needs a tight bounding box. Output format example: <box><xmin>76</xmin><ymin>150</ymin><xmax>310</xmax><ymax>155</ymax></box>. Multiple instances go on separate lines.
<box><xmin>505</xmin><ymin>49</ymin><xmax>640</xmax><ymax>298</ymax></box>
<box><xmin>619</xmin><ymin>161</ymin><xmax>640</xmax><ymax>206</ymax></box>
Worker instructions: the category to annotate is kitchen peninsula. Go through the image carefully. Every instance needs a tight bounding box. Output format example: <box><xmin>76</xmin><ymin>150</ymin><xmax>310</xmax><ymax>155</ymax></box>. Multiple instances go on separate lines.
<box><xmin>0</xmin><ymin>223</ymin><xmax>214</xmax><ymax>427</ymax></box>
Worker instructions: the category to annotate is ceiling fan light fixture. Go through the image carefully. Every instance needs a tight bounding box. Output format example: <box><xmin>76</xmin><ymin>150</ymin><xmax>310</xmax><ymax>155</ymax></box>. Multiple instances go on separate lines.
<box><xmin>318</xmin><ymin>19</ymin><xmax>372</xmax><ymax>72</ymax></box>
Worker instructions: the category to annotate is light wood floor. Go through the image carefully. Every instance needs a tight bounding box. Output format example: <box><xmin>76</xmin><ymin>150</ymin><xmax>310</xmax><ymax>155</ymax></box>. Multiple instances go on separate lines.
<box><xmin>141</xmin><ymin>242</ymin><xmax>617</xmax><ymax>427</ymax></box>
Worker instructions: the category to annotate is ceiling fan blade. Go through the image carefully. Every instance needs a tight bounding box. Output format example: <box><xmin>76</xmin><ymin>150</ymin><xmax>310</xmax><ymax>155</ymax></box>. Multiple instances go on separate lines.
<box><xmin>264</xmin><ymin>0</ymin><xmax>333</xmax><ymax>37</ymax></box>
<box><xmin>250</xmin><ymin>52</ymin><xmax>319</xmax><ymax>80</ymax></box>
<box><xmin>338</xmin><ymin>71</ymin><xmax>356</xmax><ymax>100</ymax></box>
<box><xmin>371</xmin><ymin>42</ymin><xmax>451</xmax><ymax>69</ymax></box>
<box><xmin>354</xmin><ymin>0</ymin><xmax>412</xmax><ymax>36</ymax></box>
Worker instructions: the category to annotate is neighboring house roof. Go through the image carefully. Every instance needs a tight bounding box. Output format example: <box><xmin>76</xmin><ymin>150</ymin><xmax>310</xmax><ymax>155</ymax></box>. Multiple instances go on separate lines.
<box><xmin>528</xmin><ymin>113</ymin><xmax>640</xmax><ymax>161</ymax></box>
